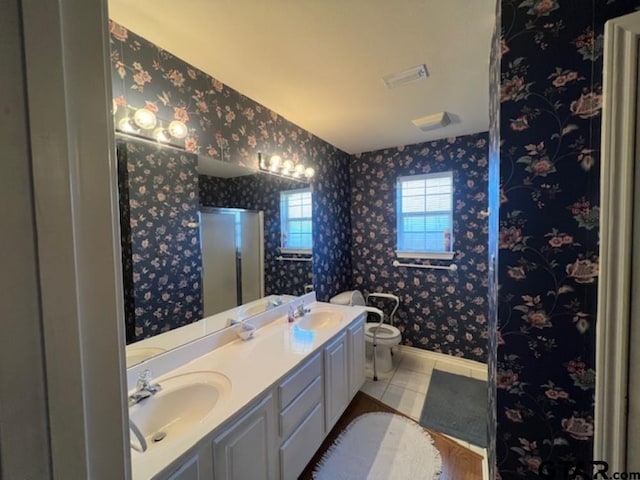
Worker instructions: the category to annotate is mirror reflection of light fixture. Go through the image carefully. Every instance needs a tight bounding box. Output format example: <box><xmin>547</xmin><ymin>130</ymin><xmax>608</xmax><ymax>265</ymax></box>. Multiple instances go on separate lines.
<box><xmin>118</xmin><ymin>117</ymin><xmax>138</xmax><ymax>133</ymax></box>
<box><xmin>168</xmin><ymin>120</ymin><xmax>188</xmax><ymax>139</ymax></box>
<box><xmin>282</xmin><ymin>159</ymin><xmax>294</xmax><ymax>173</ymax></box>
<box><xmin>269</xmin><ymin>155</ymin><xmax>282</xmax><ymax>172</ymax></box>
<box><xmin>153</xmin><ymin>128</ymin><xmax>171</xmax><ymax>143</ymax></box>
<box><xmin>133</xmin><ymin>108</ymin><xmax>157</xmax><ymax>129</ymax></box>
<box><xmin>258</xmin><ymin>152</ymin><xmax>315</xmax><ymax>180</ymax></box>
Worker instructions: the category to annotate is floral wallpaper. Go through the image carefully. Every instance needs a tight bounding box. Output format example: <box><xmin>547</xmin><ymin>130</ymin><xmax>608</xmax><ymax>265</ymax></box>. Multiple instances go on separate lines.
<box><xmin>117</xmin><ymin>139</ymin><xmax>203</xmax><ymax>344</ymax></box>
<box><xmin>497</xmin><ymin>0</ymin><xmax>640</xmax><ymax>477</ymax></box>
<box><xmin>109</xmin><ymin>21</ymin><xmax>354</xmax><ymax>316</ymax></box>
<box><xmin>350</xmin><ymin>133</ymin><xmax>489</xmax><ymax>362</ymax></box>
<box><xmin>199</xmin><ymin>173</ymin><xmax>314</xmax><ymax>297</ymax></box>
<box><xmin>110</xmin><ymin>20</ymin><xmax>319</xmax><ymax>170</ymax></box>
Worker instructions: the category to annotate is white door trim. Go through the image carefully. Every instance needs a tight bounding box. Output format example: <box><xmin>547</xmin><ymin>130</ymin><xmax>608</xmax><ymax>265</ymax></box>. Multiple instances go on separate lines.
<box><xmin>595</xmin><ymin>11</ymin><xmax>640</xmax><ymax>472</ymax></box>
<box><xmin>21</xmin><ymin>0</ymin><xmax>130</xmax><ymax>478</ymax></box>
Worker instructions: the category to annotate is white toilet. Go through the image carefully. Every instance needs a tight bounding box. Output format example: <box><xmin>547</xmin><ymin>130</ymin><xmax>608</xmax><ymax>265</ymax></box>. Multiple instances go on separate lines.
<box><xmin>330</xmin><ymin>290</ymin><xmax>401</xmax><ymax>378</ymax></box>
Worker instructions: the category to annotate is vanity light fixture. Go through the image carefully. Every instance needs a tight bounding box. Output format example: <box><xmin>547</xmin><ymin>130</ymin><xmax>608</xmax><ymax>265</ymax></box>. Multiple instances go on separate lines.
<box><xmin>282</xmin><ymin>159</ymin><xmax>294</xmax><ymax>174</ymax></box>
<box><xmin>133</xmin><ymin>107</ymin><xmax>157</xmax><ymax>130</ymax></box>
<box><xmin>269</xmin><ymin>155</ymin><xmax>282</xmax><ymax>172</ymax></box>
<box><xmin>153</xmin><ymin>128</ymin><xmax>172</xmax><ymax>143</ymax></box>
<box><xmin>168</xmin><ymin>120</ymin><xmax>188</xmax><ymax>139</ymax></box>
<box><xmin>115</xmin><ymin>104</ymin><xmax>189</xmax><ymax>145</ymax></box>
<box><xmin>118</xmin><ymin>117</ymin><xmax>139</xmax><ymax>134</ymax></box>
<box><xmin>258</xmin><ymin>153</ymin><xmax>315</xmax><ymax>180</ymax></box>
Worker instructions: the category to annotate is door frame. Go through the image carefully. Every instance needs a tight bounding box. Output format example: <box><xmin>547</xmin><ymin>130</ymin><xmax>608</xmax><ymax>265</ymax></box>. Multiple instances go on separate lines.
<box><xmin>595</xmin><ymin>10</ymin><xmax>640</xmax><ymax>472</ymax></box>
<box><xmin>19</xmin><ymin>0</ymin><xmax>130</xmax><ymax>477</ymax></box>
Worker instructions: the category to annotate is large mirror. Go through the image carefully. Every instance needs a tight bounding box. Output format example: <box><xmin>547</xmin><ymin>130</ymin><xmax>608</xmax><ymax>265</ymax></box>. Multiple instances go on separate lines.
<box><xmin>117</xmin><ymin>135</ymin><xmax>314</xmax><ymax>367</ymax></box>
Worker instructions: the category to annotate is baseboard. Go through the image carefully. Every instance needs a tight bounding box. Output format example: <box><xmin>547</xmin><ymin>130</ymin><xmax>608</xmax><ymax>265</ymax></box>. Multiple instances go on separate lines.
<box><xmin>396</xmin><ymin>345</ymin><xmax>488</xmax><ymax>373</ymax></box>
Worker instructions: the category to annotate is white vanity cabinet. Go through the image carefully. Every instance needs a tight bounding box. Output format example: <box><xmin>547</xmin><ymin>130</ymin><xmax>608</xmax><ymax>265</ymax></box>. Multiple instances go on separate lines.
<box><xmin>277</xmin><ymin>353</ymin><xmax>324</xmax><ymax>480</ymax></box>
<box><xmin>347</xmin><ymin>316</ymin><xmax>366</xmax><ymax>398</ymax></box>
<box><xmin>212</xmin><ymin>393</ymin><xmax>277</xmax><ymax>480</ymax></box>
<box><xmin>323</xmin><ymin>331</ymin><xmax>349</xmax><ymax>433</ymax></box>
<box><xmin>166</xmin><ymin>456</ymin><xmax>199</xmax><ymax>480</ymax></box>
<box><xmin>165</xmin><ymin>442</ymin><xmax>213</xmax><ymax>480</ymax></box>
<box><xmin>148</xmin><ymin>311</ymin><xmax>367</xmax><ymax>480</ymax></box>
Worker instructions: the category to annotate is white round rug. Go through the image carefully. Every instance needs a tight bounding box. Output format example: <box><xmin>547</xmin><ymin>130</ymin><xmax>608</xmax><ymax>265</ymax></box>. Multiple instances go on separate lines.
<box><xmin>313</xmin><ymin>412</ymin><xmax>442</xmax><ymax>480</ymax></box>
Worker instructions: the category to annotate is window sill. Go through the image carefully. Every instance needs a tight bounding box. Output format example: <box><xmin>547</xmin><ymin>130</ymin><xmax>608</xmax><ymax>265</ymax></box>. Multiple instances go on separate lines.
<box><xmin>395</xmin><ymin>251</ymin><xmax>455</xmax><ymax>260</ymax></box>
<box><xmin>279</xmin><ymin>249</ymin><xmax>312</xmax><ymax>255</ymax></box>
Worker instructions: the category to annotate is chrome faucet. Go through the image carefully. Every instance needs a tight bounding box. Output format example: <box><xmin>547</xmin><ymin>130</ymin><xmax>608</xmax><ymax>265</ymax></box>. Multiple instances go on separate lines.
<box><xmin>293</xmin><ymin>302</ymin><xmax>310</xmax><ymax>318</ymax></box>
<box><xmin>266</xmin><ymin>296</ymin><xmax>283</xmax><ymax>310</ymax></box>
<box><xmin>128</xmin><ymin>369</ymin><xmax>162</xmax><ymax>407</ymax></box>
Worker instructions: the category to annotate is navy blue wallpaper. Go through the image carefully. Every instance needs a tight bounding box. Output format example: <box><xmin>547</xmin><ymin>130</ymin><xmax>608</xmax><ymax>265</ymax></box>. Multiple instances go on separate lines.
<box><xmin>350</xmin><ymin>133</ymin><xmax>489</xmax><ymax>362</ymax></box>
<box><xmin>117</xmin><ymin>139</ymin><xmax>203</xmax><ymax>343</ymax></box>
<box><xmin>109</xmin><ymin>20</ymin><xmax>353</xmax><ymax>311</ymax></box>
<box><xmin>497</xmin><ymin>1</ymin><xmax>640</xmax><ymax>477</ymax></box>
<box><xmin>110</xmin><ymin>20</ymin><xmax>323</xmax><ymax>170</ymax></box>
<box><xmin>199</xmin><ymin>173</ymin><xmax>314</xmax><ymax>297</ymax></box>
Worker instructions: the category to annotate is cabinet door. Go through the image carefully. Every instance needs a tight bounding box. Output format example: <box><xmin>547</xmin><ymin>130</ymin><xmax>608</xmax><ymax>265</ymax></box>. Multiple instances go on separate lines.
<box><xmin>323</xmin><ymin>332</ymin><xmax>348</xmax><ymax>433</ymax></box>
<box><xmin>167</xmin><ymin>455</ymin><xmax>199</xmax><ymax>480</ymax></box>
<box><xmin>213</xmin><ymin>393</ymin><xmax>277</xmax><ymax>480</ymax></box>
<box><xmin>163</xmin><ymin>441</ymin><xmax>212</xmax><ymax>480</ymax></box>
<box><xmin>348</xmin><ymin>316</ymin><xmax>366</xmax><ymax>398</ymax></box>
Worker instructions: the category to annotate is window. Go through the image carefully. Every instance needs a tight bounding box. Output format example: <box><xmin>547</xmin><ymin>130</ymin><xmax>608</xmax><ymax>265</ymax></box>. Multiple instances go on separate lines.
<box><xmin>396</xmin><ymin>171</ymin><xmax>454</xmax><ymax>259</ymax></box>
<box><xmin>280</xmin><ymin>188</ymin><xmax>312</xmax><ymax>253</ymax></box>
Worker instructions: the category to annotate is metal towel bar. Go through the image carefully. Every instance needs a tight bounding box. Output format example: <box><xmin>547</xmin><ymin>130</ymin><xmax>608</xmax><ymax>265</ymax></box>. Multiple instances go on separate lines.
<box><xmin>392</xmin><ymin>260</ymin><xmax>457</xmax><ymax>272</ymax></box>
<box><xmin>276</xmin><ymin>256</ymin><xmax>312</xmax><ymax>262</ymax></box>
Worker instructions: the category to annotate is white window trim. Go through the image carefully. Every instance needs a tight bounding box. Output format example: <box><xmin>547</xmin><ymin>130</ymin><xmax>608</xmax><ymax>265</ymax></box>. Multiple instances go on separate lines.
<box><xmin>279</xmin><ymin>248</ymin><xmax>312</xmax><ymax>255</ymax></box>
<box><xmin>280</xmin><ymin>188</ymin><xmax>313</xmax><ymax>252</ymax></box>
<box><xmin>396</xmin><ymin>171</ymin><xmax>454</xmax><ymax>257</ymax></box>
<box><xmin>396</xmin><ymin>251</ymin><xmax>455</xmax><ymax>260</ymax></box>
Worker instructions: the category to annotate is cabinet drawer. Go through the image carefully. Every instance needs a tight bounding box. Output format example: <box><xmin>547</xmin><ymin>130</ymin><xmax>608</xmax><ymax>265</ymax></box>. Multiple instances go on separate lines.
<box><xmin>278</xmin><ymin>352</ymin><xmax>321</xmax><ymax>409</ymax></box>
<box><xmin>279</xmin><ymin>403</ymin><xmax>323</xmax><ymax>480</ymax></box>
<box><xmin>279</xmin><ymin>376</ymin><xmax>322</xmax><ymax>438</ymax></box>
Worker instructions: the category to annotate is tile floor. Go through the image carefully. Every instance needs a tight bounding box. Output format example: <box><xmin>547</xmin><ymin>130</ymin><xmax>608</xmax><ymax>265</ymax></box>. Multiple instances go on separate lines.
<box><xmin>360</xmin><ymin>346</ymin><xmax>488</xmax><ymax>459</ymax></box>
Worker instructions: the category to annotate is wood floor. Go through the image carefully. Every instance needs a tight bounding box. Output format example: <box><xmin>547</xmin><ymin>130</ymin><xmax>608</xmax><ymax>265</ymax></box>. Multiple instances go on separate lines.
<box><xmin>299</xmin><ymin>391</ymin><xmax>483</xmax><ymax>479</ymax></box>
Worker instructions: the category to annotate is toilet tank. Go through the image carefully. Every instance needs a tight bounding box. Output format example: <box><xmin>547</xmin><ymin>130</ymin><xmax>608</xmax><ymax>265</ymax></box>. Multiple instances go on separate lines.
<box><xmin>329</xmin><ymin>290</ymin><xmax>366</xmax><ymax>306</ymax></box>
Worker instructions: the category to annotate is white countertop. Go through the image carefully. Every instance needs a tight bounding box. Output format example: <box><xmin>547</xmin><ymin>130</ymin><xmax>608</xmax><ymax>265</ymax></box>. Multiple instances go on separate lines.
<box><xmin>130</xmin><ymin>300</ymin><xmax>365</xmax><ymax>480</ymax></box>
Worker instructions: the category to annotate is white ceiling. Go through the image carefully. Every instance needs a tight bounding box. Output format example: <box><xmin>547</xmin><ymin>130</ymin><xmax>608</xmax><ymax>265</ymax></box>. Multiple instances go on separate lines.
<box><xmin>107</xmin><ymin>0</ymin><xmax>495</xmax><ymax>155</ymax></box>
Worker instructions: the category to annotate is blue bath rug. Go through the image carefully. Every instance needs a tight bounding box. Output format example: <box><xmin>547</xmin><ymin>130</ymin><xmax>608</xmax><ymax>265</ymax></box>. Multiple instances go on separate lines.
<box><xmin>419</xmin><ymin>369</ymin><xmax>488</xmax><ymax>447</ymax></box>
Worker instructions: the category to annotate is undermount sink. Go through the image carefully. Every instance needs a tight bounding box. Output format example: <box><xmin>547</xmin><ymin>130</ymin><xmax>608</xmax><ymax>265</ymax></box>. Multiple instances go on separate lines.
<box><xmin>129</xmin><ymin>371</ymin><xmax>231</xmax><ymax>450</ymax></box>
<box><xmin>126</xmin><ymin>347</ymin><xmax>166</xmax><ymax>368</ymax></box>
<box><xmin>297</xmin><ymin>310</ymin><xmax>344</xmax><ymax>331</ymax></box>
<box><xmin>239</xmin><ymin>302</ymin><xmax>268</xmax><ymax>319</ymax></box>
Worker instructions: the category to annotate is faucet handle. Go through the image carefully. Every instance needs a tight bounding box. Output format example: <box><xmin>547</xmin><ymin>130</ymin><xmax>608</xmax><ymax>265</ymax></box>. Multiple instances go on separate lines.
<box><xmin>137</xmin><ymin>369</ymin><xmax>153</xmax><ymax>389</ymax></box>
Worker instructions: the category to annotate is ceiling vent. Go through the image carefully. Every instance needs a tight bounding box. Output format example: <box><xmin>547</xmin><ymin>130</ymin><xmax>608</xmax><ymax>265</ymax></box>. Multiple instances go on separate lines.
<box><xmin>412</xmin><ymin>112</ymin><xmax>450</xmax><ymax>132</ymax></box>
<box><xmin>383</xmin><ymin>64</ymin><xmax>428</xmax><ymax>89</ymax></box>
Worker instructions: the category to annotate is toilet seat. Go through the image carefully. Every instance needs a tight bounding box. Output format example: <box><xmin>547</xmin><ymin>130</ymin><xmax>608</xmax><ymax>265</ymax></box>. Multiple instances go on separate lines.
<box><xmin>365</xmin><ymin>322</ymin><xmax>401</xmax><ymax>345</ymax></box>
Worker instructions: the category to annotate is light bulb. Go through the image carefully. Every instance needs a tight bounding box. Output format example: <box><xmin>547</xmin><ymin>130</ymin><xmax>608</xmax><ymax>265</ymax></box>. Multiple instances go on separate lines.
<box><xmin>117</xmin><ymin>117</ymin><xmax>138</xmax><ymax>133</ymax></box>
<box><xmin>168</xmin><ymin>120</ymin><xmax>188</xmax><ymax>139</ymax></box>
<box><xmin>295</xmin><ymin>164</ymin><xmax>305</xmax><ymax>175</ymax></box>
<box><xmin>282</xmin><ymin>159</ymin><xmax>294</xmax><ymax>173</ymax></box>
<box><xmin>304</xmin><ymin>167</ymin><xmax>315</xmax><ymax>179</ymax></box>
<box><xmin>153</xmin><ymin>128</ymin><xmax>171</xmax><ymax>143</ymax></box>
<box><xmin>133</xmin><ymin>108</ymin><xmax>157</xmax><ymax>129</ymax></box>
<box><xmin>269</xmin><ymin>155</ymin><xmax>282</xmax><ymax>168</ymax></box>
